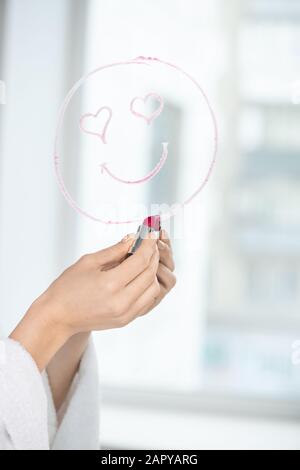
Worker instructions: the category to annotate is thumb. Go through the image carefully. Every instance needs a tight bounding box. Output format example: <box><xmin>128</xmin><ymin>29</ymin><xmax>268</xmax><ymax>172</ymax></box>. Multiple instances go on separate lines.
<box><xmin>91</xmin><ymin>234</ymin><xmax>135</xmax><ymax>267</ymax></box>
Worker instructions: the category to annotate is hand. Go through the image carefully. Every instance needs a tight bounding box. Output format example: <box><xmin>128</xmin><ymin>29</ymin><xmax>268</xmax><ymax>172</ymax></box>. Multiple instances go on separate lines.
<box><xmin>139</xmin><ymin>230</ymin><xmax>176</xmax><ymax>316</ymax></box>
<box><xmin>45</xmin><ymin>234</ymin><xmax>160</xmax><ymax>333</ymax></box>
<box><xmin>10</xmin><ymin>235</ymin><xmax>160</xmax><ymax>370</ymax></box>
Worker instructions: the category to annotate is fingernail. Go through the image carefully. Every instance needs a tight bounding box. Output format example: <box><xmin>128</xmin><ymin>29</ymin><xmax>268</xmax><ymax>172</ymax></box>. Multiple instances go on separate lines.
<box><xmin>121</xmin><ymin>233</ymin><xmax>135</xmax><ymax>243</ymax></box>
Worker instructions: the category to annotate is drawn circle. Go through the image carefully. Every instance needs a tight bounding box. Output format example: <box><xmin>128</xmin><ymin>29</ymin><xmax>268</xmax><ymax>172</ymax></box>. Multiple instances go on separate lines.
<box><xmin>54</xmin><ymin>57</ymin><xmax>218</xmax><ymax>224</ymax></box>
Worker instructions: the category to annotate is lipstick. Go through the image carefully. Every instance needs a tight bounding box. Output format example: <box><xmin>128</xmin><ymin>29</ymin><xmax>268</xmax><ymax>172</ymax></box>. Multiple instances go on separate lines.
<box><xmin>126</xmin><ymin>215</ymin><xmax>161</xmax><ymax>257</ymax></box>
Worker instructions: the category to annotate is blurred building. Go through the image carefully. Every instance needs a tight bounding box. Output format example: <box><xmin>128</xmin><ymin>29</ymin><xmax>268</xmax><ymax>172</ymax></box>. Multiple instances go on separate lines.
<box><xmin>205</xmin><ymin>0</ymin><xmax>300</xmax><ymax>398</ymax></box>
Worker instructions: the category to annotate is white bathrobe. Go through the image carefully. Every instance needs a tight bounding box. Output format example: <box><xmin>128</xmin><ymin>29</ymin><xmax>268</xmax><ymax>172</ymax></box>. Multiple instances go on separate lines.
<box><xmin>0</xmin><ymin>338</ymin><xmax>100</xmax><ymax>450</ymax></box>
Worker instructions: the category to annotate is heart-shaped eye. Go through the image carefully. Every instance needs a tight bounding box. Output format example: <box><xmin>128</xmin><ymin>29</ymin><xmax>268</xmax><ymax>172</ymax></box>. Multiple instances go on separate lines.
<box><xmin>130</xmin><ymin>92</ymin><xmax>164</xmax><ymax>125</ymax></box>
<box><xmin>79</xmin><ymin>106</ymin><xmax>112</xmax><ymax>144</ymax></box>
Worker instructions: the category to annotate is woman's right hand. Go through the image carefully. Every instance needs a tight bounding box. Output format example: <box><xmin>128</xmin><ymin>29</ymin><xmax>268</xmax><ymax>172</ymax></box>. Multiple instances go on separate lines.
<box><xmin>10</xmin><ymin>235</ymin><xmax>160</xmax><ymax>370</ymax></box>
<box><xmin>46</xmin><ymin>234</ymin><xmax>160</xmax><ymax>333</ymax></box>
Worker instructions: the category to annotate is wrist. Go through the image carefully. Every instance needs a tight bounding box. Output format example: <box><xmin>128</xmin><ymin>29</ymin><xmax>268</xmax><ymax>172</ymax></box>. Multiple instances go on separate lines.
<box><xmin>9</xmin><ymin>294</ymin><xmax>72</xmax><ymax>371</ymax></box>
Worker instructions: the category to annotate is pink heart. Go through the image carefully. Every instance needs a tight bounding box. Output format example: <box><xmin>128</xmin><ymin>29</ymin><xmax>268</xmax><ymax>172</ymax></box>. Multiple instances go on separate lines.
<box><xmin>79</xmin><ymin>106</ymin><xmax>112</xmax><ymax>144</ymax></box>
<box><xmin>130</xmin><ymin>92</ymin><xmax>164</xmax><ymax>125</ymax></box>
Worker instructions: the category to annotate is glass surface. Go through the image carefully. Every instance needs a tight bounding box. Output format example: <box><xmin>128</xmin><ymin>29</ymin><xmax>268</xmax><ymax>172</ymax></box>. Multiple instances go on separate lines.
<box><xmin>76</xmin><ymin>0</ymin><xmax>300</xmax><ymax>405</ymax></box>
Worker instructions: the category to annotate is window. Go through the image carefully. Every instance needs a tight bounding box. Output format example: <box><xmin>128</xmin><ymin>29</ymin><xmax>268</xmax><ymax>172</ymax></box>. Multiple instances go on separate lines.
<box><xmin>76</xmin><ymin>0</ymin><xmax>300</xmax><ymax>442</ymax></box>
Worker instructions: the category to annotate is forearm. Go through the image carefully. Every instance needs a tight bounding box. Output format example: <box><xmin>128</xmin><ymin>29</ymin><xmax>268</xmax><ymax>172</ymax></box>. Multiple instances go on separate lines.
<box><xmin>46</xmin><ymin>332</ymin><xmax>90</xmax><ymax>411</ymax></box>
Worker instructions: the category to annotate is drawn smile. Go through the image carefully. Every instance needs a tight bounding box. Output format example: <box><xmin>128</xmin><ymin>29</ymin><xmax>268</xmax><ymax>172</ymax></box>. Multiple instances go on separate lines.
<box><xmin>99</xmin><ymin>142</ymin><xmax>168</xmax><ymax>185</ymax></box>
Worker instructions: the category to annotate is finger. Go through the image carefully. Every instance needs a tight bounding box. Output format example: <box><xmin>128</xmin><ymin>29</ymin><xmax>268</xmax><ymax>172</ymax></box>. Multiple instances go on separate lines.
<box><xmin>101</xmin><ymin>260</ymin><xmax>122</xmax><ymax>272</ymax></box>
<box><xmin>158</xmin><ymin>240</ymin><xmax>175</xmax><ymax>271</ymax></box>
<box><xmin>90</xmin><ymin>235</ymin><xmax>135</xmax><ymax>267</ymax></box>
<box><xmin>119</xmin><ymin>249</ymin><xmax>159</xmax><ymax>305</ymax></box>
<box><xmin>160</xmin><ymin>229</ymin><xmax>172</xmax><ymax>248</ymax></box>
<box><xmin>101</xmin><ymin>234</ymin><xmax>137</xmax><ymax>271</ymax></box>
<box><xmin>157</xmin><ymin>263</ymin><xmax>177</xmax><ymax>291</ymax></box>
<box><xmin>111</xmin><ymin>234</ymin><xmax>158</xmax><ymax>287</ymax></box>
<box><xmin>137</xmin><ymin>255</ymin><xmax>177</xmax><ymax>318</ymax></box>
<box><xmin>138</xmin><ymin>288</ymin><xmax>165</xmax><ymax>317</ymax></box>
<box><xmin>137</xmin><ymin>299</ymin><xmax>158</xmax><ymax>317</ymax></box>
<box><xmin>126</xmin><ymin>278</ymin><xmax>161</xmax><ymax>321</ymax></box>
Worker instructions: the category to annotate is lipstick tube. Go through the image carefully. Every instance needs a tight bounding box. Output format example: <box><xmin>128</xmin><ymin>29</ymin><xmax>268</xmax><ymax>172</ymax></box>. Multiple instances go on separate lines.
<box><xmin>126</xmin><ymin>215</ymin><xmax>161</xmax><ymax>257</ymax></box>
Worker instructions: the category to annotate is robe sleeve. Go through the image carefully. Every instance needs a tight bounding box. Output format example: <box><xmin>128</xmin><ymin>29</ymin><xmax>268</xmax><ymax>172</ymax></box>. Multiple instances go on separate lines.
<box><xmin>0</xmin><ymin>338</ymin><xmax>49</xmax><ymax>450</ymax></box>
<box><xmin>0</xmin><ymin>337</ymin><xmax>100</xmax><ymax>450</ymax></box>
<box><xmin>44</xmin><ymin>339</ymin><xmax>100</xmax><ymax>450</ymax></box>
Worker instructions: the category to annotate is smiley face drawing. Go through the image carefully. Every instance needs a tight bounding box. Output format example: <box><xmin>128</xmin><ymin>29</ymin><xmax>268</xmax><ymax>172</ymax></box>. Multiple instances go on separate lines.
<box><xmin>79</xmin><ymin>92</ymin><xmax>169</xmax><ymax>185</ymax></box>
<box><xmin>53</xmin><ymin>57</ymin><xmax>218</xmax><ymax>224</ymax></box>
